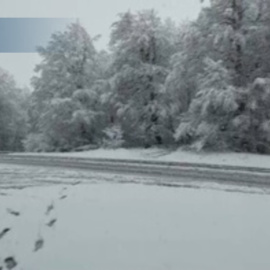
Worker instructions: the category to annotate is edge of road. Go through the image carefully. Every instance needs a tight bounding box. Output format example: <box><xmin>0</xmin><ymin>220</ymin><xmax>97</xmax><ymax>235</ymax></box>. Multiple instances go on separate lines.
<box><xmin>1</xmin><ymin>153</ymin><xmax>270</xmax><ymax>188</ymax></box>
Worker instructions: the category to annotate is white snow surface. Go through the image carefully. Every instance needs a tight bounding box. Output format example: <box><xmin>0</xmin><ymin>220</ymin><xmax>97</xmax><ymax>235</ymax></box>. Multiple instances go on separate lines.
<box><xmin>1</xmin><ymin>164</ymin><xmax>270</xmax><ymax>270</ymax></box>
<box><xmin>15</xmin><ymin>148</ymin><xmax>270</xmax><ymax>169</ymax></box>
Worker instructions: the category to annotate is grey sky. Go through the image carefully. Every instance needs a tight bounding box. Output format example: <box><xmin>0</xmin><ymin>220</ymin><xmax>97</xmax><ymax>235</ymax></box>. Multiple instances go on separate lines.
<box><xmin>0</xmin><ymin>0</ymin><xmax>209</xmax><ymax>88</ymax></box>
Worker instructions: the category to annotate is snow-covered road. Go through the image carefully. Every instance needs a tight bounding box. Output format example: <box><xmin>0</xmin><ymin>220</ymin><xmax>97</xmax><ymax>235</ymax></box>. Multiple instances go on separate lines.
<box><xmin>1</xmin><ymin>164</ymin><xmax>270</xmax><ymax>270</ymax></box>
<box><xmin>2</xmin><ymin>154</ymin><xmax>270</xmax><ymax>189</ymax></box>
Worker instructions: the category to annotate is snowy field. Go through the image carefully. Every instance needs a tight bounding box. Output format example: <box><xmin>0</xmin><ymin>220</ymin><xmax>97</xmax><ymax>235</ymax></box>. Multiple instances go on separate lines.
<box><xmin>15</xmin><ymin>147</ymin><xmax>270</xmax><ymax>169</ymax></box>
<box><xmin>1</xmin><ymin>164</ymin><xmax>270</xmax><ymax>270</ymax></box>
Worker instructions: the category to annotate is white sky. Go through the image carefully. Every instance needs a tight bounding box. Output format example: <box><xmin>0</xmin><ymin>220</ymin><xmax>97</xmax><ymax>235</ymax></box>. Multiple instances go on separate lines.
<box><xmin>0</xmin><ymin>0</ymin><xmax>208</xmax><ymax>88</ymax></box>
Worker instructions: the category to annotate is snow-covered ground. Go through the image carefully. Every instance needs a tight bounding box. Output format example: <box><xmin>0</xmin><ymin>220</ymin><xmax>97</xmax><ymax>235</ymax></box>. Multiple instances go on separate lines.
<box><xmin>14</xmin><ymin>148</ymin><xmax>270</xmax><ymax>169</ymax></box>
<box><xmin>1</xmin><ymin>163</ymin><xmax>270</xmax><ymax>270</ymax></box>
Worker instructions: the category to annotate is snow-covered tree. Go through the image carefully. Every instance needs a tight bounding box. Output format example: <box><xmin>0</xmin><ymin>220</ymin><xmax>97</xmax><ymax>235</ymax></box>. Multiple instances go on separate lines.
<box><xmin>24</xmin><ymin>5</ymin><xmax>270</xmax><ymax>154</ymax></box>
<box><xmin>199</xmin><ymin>0</ymin><xmax>270</xmax><ymax>86</ymax></box>
<box><xmin>165</xmin><ymin>22</ymin><xmax>209</xmax><ymax>130</ymax></box>
<box><xmin>175</xmin><ymin>58</ymin><xmax>239</xmax><ymax>151</ymax></box>
<box><xmin>0</xmin><ymin>68</ymin><xmax>28</xmax><ymax>151</ymax></box>
<box><xmin>169</xmin><ymin>0</ymin><xmax>270</xmax><ymax>152</ymax></box>
<box><xmin>109</xmin><ymin>10</ymin><xmax>178</xmax><ymax>147</ymax></box>
<box><xmin>27</xmin><ymin>22</ymin><xmax>105</xmax><ymax>151</ymax></box>
<box><xmin>231</xmin><ymin>78</ymin><xmax>270</xmax><ymax>153</ymax></box>
<box><xmin>32</xmin><ymin>22</ymin><xmax>98</xmax><ymax>100</ymax></box>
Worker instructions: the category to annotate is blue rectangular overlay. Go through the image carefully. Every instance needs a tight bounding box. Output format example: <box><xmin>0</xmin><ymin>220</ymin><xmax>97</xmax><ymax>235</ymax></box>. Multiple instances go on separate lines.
<box><xmin>0</xmin><ymin>18</ymin><xmax>74</xmax><ymax>53</ymax></box>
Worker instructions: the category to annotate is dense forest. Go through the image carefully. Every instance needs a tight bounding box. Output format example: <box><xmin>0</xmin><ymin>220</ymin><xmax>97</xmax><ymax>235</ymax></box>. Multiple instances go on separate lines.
<box><xmin>2</xmin><ymin>0</ymin><xmax>270</xmax><ymax>153</ymax></box>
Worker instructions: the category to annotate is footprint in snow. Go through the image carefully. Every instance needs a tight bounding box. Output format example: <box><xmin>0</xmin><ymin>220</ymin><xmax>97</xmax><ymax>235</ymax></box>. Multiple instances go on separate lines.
<box><xmin>46</xmin><ymin>203</ymin><xmax>54</xmax><ymax>215</ymax></box>
<box><xmin>71</xmin><ymin>181</ymin><xmax>81</xmax><ymax>186</ymax></box>
<box><xmin>0</xmin><ymin>228</ymin><xmax>10</xmax><ymax>240</ymax></box>
<box><xmin>6</xmin><ymin>209</ymin><xmax>20</xmax><ymax>217</ymax></box>
<box><xmin>4</xmin><ymin>257</ymin><xmax>17</xmax><ymax>269</ymax></box>
<box><xmin>33</xmin><ymin>237</ymin><xmax>44</xmax><ymax>252</ymax></box>
<box><xmin>59</xmin><ymin>195</ymin><xmax>67</xmax><ymax>200</ymax></box>
<box><xmin>47</xmin><ymin>218</ymin><xmax>57</xmax><ymax>227</ymax></box>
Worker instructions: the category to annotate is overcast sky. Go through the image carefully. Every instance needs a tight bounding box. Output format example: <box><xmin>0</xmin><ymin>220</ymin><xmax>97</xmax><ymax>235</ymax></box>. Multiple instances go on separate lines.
<box><xmin>0</xmin><ymin>0</ymin><xmax>208</xmax><ymax>88</ymax></box>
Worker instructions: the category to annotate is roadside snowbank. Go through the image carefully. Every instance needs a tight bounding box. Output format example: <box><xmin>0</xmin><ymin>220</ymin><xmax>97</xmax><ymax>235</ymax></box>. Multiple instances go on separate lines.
<box><xmin>12</xmin><ymin>148</ymin><xmax>270</xmax><ymax>169</ymax></box>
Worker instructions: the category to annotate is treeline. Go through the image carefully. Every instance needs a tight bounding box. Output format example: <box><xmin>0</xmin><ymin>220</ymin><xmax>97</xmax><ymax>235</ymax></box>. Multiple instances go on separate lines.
<box><xmin>2</xmin><ymin>0</ymin><xmax>270</xmax><ymax>153</ymax></box>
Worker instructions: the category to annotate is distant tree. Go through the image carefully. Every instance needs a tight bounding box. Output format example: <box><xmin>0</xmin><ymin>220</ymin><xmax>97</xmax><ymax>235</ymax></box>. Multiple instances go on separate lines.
<box><xmin>0</xmin><ymin>68</ymin><xmax>28</xmax><ymax>151</ymax></box>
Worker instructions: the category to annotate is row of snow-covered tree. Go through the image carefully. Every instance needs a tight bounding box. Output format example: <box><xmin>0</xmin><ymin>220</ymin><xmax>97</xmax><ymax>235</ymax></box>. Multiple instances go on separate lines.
<box><xmin>2</xmin><ymin>0</ymin><xmax>270</xmax><ymax>153</ymax></box>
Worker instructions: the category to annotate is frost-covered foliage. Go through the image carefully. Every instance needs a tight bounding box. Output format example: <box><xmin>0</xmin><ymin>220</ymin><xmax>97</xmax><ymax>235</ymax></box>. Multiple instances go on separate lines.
<box><xmin>102</xmin><ymin>125</ymin><xmax>124</xmax><ymax>149</ymax></box>
<box><xmin>230</xmin><ymin>78</ymin><xmax>270</xmax><ymax>153</ymax></box>
<box><xmin>109</xmin><ymin>10</ymin><xmax>178</xmax><ymax>147</ymax></box>
<box><xmin>27</xmin><ymin>22</ymin><xmax>107</xmax><ymax>152</ymax></box>
<box><xmin>32</xmin><ymin>23</ymin><xmax>98</xmax><ymax>100</ymax></box>
<box><xmin>0</xmin><ymin>68</ymin><xmax>28</xmax><ymax>151</ymax></box>
<box><xmin>170</xmin><ymin>0</ymin><xmax>270</xmax><ymax>153</ymax></box>
<box><xmin>23</xmin><ymin>133</ymin><xmax>50</xmax><ymax>152</ymax></box>
<box><xmin>175</xmin><ymin>59</ymin><xmax>270</xmax><ymax>153</ymax></box>
<box><xmin>13</xmin><ymin>3</ymin><xmax>270</xmax><ymax>154</ymax></box>
<box><xmin>165</xmin><ymin>21</ymin><xmax>210</xmax><ymax>115</ymax></box>
<box><xmin>111</xmin><ymin>64</ymin><xmax>169</xmax><ymax>146</ymax></box>
<box><xmin>37</xmin><ymin>98</ymin><xmax>77</xmax><ymax>151</ymax></box>
<box><xmin>175</xmin><ymin>58</ymin><xmax>239</xmax><ymax>151</ymax></box>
